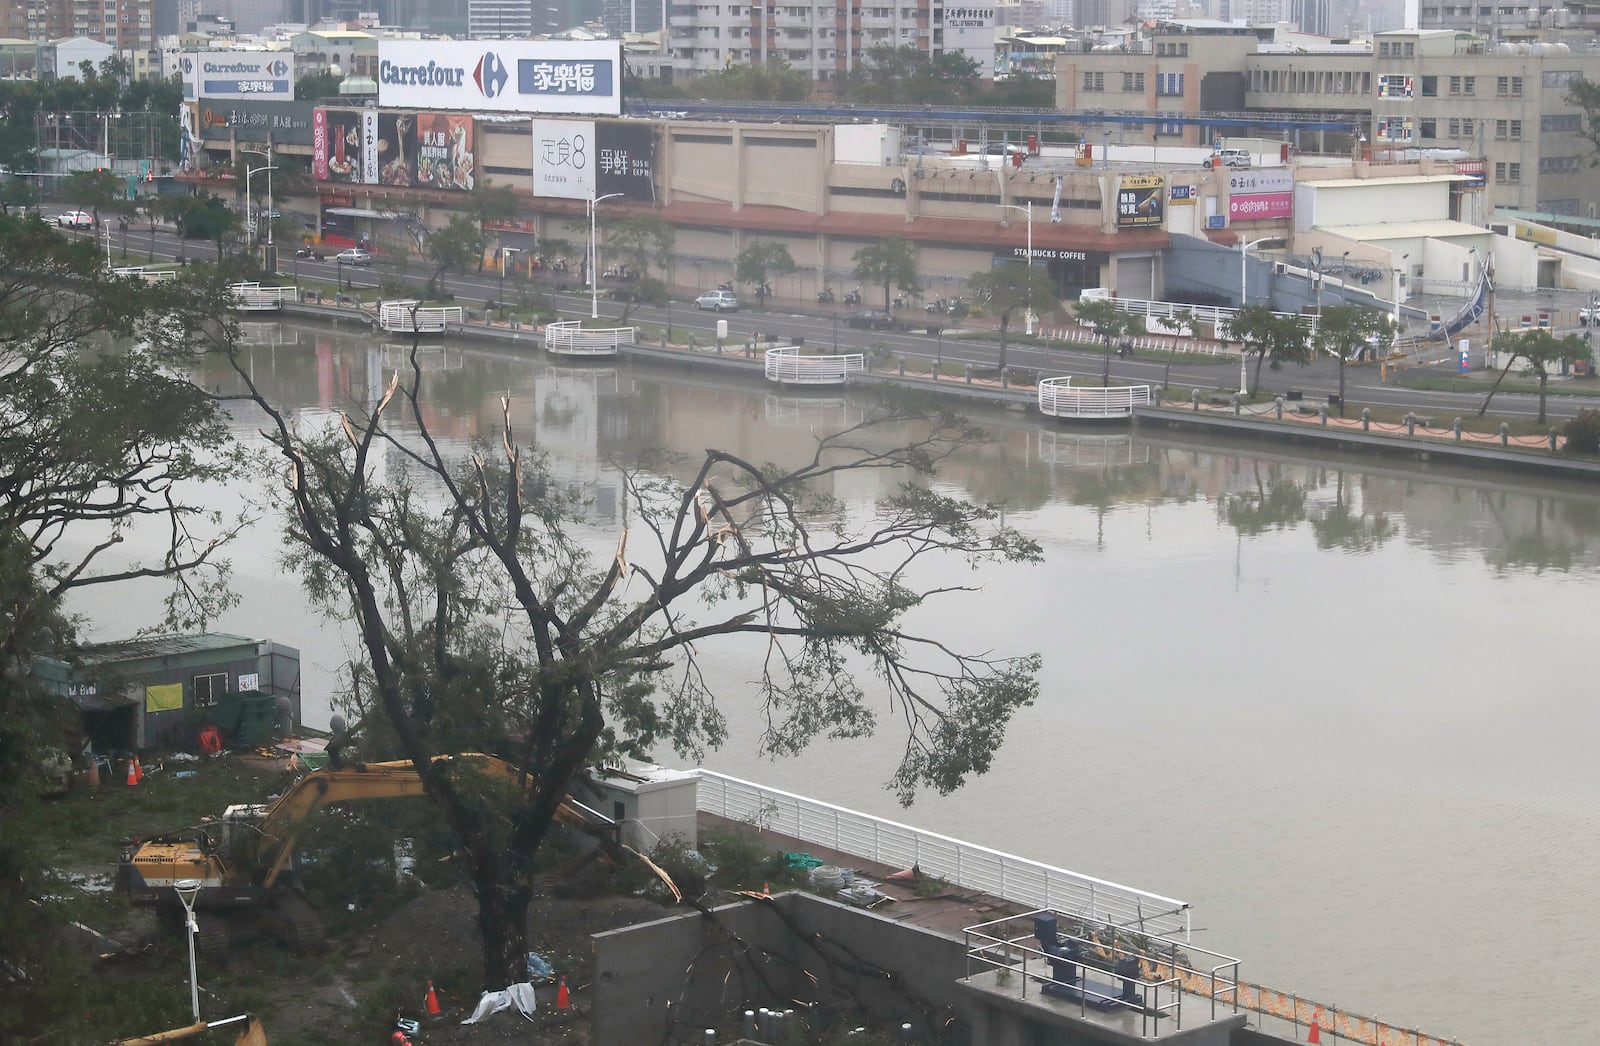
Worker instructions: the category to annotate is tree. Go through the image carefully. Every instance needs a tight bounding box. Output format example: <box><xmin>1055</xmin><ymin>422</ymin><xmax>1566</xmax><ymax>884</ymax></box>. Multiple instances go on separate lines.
<box><xmin>843</xmin><ymin>45</ymin><xmax>981</xmax><ymax>105</ymax></box>
<box><xmin>1224</xmin><ymin>304</ymin><xmax>1312</xmax><ymax>395</ymax></box>
<box><xmin>295</xmin><ymin>69</ymin><xmax>345</xmax><ymax>100</ymax></box>
<box><xmin>0</xmin><ymin>214</ymin><xmax>242</xmax><ymax>1036</ymax></box>
<box><xmin>1314</xmin><ymin>306</ymin><xmax>1389</xmax><ymax>416</ymax></box>
<box><xmin>61</xmin><ymin>168</ymin><xmax>123</xmax><ymax>229</ymax></box>
<box><xmin>734</xmin><ymin>240</ymin><xmax>796</xmax><ymax>309</ymax></box>
<box><xmin>853</xmin><ymin>237</ymin><xmax>920</xmax><ymax>314</ymax></box>
<box><xmin>1502</xmin><ymin>328</ymin><xmax>1588</xmax><ymax>423</ymax></box>
<box><xmin>601</xmin><ymin>214</ymin><xmax>674</xmax><ymax>321</ymax></box>
<box><xmin>230</xmin><ymin>346</ymin><xmax>1043</xmax><ymax>994</ymax></box>
<box><xmin>0</xmin><ymin>177</ymin><xmax>38</xmax><ymax>215</ymax></box>
<box><xmin>681</xmin><ymin>58</ymin><xmax>811</xmax><ymax>101</ymax></box>
<box><xmin>1072</xmin><ymin>297</ymin><xmax>1136</xmax><ymax>386</ymax></box>
<box><xmin>471</xmin><ymin>180</ymin><xmax>520</xmax><ymax>272</ymax></box>
<box><xmin>422</xmin><ymin>213</ymin><xmax>485</xmax><ymax>298</ymax></box>
<box><xmin>1567</xmin><ymin>77</ymin><xmax>1600</xmax><ymax>165</ymax></box>
<box><xmin>967</xmin><ymin>262</ymin><xmax>1059</xmax><ymax>372</ymax></box>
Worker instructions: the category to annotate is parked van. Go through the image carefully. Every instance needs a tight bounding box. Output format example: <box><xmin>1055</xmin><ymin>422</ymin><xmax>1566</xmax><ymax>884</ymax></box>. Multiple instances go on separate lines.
<box><xmin>1204</xmin><ymin>148</ymin><xmax>1252</xmax><ymax>170</ymax></box>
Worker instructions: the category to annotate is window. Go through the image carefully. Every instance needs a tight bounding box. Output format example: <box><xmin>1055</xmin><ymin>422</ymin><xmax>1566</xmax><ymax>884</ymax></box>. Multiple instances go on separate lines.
<box><xmin>1511</xmin><ymin>76</ymin><xmax>1523</xmax><ymax>95</ymax></box>
<box><xmin>1495</xmin><ymin>119</ymin><xmax>1507</xmax><ymax>139</ymax></box>
<box><xmin>1082</xmin><ymin>71</ymin><xmax>1104</xmax><ymax>91</ymax></box>
<box><xmin>1496</xmin><ymin>76</ymin><xmax>1508</xmax><ymax>95</ymax></box>
<box><xmin>1510</xmin><ymin>120</ymin><xmax>1521</xmax><ymax>139</ymax></box>
<box><xmin>1420</xmin><ymin>118</ymin><xmax>1436</xmax><ymax>139</ymax></box>
<box><xmin>193</xmin><ymin>672</ymin><xmax>228</xmax><ymax>709</ymax></box>
<box><xmin>1542</xmin><ymin>113</ymin><xmax>1581</xmax><ymax>132</ymax></box>
<box><xmin>1508</xmin><ymin>162</ymin><xmax>1520</xmax><ymax>182</ymax></box>
<box><xmin>1494</xmin><ymin>161</ymin><xmax>1505</xmax><ymax>180</ymax></box>
<box><xmin>1421</xmin><ymin>75</ymin><xmax>1437</xmax><ymax>96</ymax></box>
<box><xmin>1157</xmin><ymin>71</ymin><xmax>1185</xmax><ymax>95</ymax></box>
<box><xmin>1403</xmin><ymin>42</ymin><xmax>1415</xmax><ymax>56</ymax></box>
<box><xmin>1539</xmin><ymin>156</ymin><xmax>1581</xmax><ymax>174</ymax></box>
<box><xmin>1379</xmin><ymin>41</ymin><xmax>1390</xmax><ymax>56</ymax></box>
<box><xmin>1449</xmin><ymin>75</ymin><xmax>1461</xmax><ymax>94</ymax></box>
<box><xmin>1447</xmin><ymin>118</ymin><xmax>1460</xmax><ymax>137</ymax></box>
<box><xmin>1121</xmin><ymin>71</ymin><xmax>1144</xmax><ymax>91</ymax></box>
<box><xmin>1464</xmin><ymin>76</ymin><xmax>1475</xmax><ymax>94</ymax></box>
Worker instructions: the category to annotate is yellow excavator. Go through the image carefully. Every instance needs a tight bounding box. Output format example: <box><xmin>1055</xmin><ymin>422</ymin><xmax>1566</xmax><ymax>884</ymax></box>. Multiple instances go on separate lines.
<box><xmin>117</xmin><ymin>754</ymin><xmax>616</xmax><ymax>955</ymax></box>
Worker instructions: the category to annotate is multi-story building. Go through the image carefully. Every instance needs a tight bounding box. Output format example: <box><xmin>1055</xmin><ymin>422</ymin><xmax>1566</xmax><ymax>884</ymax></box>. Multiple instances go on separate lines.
<box><xmin>0</xmin><ymin>0</ymin><xmax>70</xmax><ymax>41</ymax></box>
<box><xmin>666</xmin><ymin>0</ymin><xmax>997</xmax><ymax>85</ymax></box>
<box><xmin>1059</xmin><ymin>23</ymin><xmax>1600</xmax><ymax>218</ymax></box>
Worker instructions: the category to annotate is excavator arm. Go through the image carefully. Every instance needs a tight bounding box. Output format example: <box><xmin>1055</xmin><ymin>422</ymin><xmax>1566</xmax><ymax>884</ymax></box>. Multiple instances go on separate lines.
<box><xmin>255</xmin><ymin>754</ymin><xmax>612</xmax><ymax>890</ymax></box>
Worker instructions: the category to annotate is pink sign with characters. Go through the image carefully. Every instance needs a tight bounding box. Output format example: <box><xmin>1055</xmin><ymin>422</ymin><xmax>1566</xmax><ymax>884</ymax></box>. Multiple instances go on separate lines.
<box><xmin>1229</xmin><ymin>192</ymin><xmax>1292</xmax><ymax>221</ymax></box>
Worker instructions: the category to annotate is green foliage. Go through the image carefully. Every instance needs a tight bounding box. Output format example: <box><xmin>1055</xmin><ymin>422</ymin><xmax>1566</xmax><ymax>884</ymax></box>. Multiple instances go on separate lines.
<box><xmin>1567</xmin><ymin>76</ymin><xmax>1600</xmax><ymax>165</ymax></box>
<box><xmin>841</xmin><ymin>45</ymin><xmax>981</xmax><ymax>105</ymax></box>
<box><xmin>967</xmin><ymin>262</ymin><xmax>1059</xmax><ymax>371</ymax></box>
<box><xmin>296</xmin><ymin>69</ymin><xmax>345</xmax><ymax>101</ymax></box>
<box><xmin>853</xmin><ymin>237</ymin><xmax>920</xmax><ymax>313</ymax></box>
<box><xmin>735</xmin><ymin>239</ymin><xmax>797</xmax><ymax>308</ymax></box>
<box><xmin>1225</xmin><ymin>303</ymin><xmax>1312</xmax><ymax>394</ymax></box>
<box><xmin>677</xmin><ymin>58</ymin><xmax>812</xmax><ymax>101</ymax></box>
<box><xmin>423</xmin><ymin>213</ymin><xmax>486</xmax><ymax>297</ymax></box>
<box><xmin>1564</xmin><ymin>409</ymin><xmax>1600</xmax><ymax>454</ymax></box>
<box><xmin>1506</xmin><ymin>327</ymin><xmax>1589</xmax><ymax>422</ymax></box>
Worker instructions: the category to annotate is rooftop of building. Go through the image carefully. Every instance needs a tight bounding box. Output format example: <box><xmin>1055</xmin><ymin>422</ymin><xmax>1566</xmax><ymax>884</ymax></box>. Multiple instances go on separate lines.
<box><xmin>77</xmin><ymin>632</ymin><xmax>263</xmax><ymax>664</ymax></box>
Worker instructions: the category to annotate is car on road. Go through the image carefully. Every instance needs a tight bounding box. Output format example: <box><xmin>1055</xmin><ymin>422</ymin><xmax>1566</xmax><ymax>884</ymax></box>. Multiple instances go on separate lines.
<box><xmin>984</xmin><ymin>142</ymin><xmax>1025</xmax><ymax>157</ymax></box>
<box><xmin>54</xmin><ymin>210</ymin><xmax>94</xmax><ymax>228</ymax></box>
<box><xmin>333</xmin><ymin>248</ymin><xmax>373</xmax><ymax>266</ymax></box>
<box><xmin>1203</xmin><ymin>148</ymin><xmax>1252</xmax><ymax>170</ymax></box>
<box><xmin>695</xmin><ymin>289</ymin><xmax>739</xmax><ymax>312</ymax></box>
<box><xmin>846</xmin><ymin>310</ymin><xmax>899</xmax><ymax>331</ymax></box>
<box><xmin>1581</xmin><ymin>303</ymin><xmax>1600</xmax><ymax>327</ymax></box>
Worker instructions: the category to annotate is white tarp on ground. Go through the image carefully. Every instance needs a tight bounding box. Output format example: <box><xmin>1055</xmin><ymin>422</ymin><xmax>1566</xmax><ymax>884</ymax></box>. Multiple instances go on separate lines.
<box><xmin>461</xmin><ymin>982</ymin><xmax>536</xmax><ymax>1024</ymax></box>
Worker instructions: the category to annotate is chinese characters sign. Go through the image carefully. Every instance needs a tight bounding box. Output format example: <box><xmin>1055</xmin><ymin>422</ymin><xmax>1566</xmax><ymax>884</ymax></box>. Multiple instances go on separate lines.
<box><xmin>378</xmin><ymin>40</ymin><xmax>622</xmax><ymax>116</ymax></box>
<box><xmin>1227</xmin><ymin>168</ymin><xmax>1293</xmax><ymax>221</ymax></box>
<box><xmin>595</xmin><ymin>122</ymin><xmax>657</xmax><ymax>202</ymax></box>
<box><xmin>1116</xmin><ymin>174</ymin><xmax>1165</xmax><ymax>228</ymax></box>
<box><xmin>313</xmin><ymin>108</ymin><xmax>378</xmax><ymax>184</ymax></box>
<box><xmin>533</xmin><ymin>120</ymin><xmax>658</xmax><ymax>201</ymax></box>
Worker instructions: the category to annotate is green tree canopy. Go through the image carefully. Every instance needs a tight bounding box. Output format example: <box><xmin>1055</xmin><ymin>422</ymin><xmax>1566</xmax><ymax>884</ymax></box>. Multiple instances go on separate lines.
<box><xmin>1073</xmin><ymin>296</ymin><xmax>1137</xmax><ymax>385</ymax></box>
<box><xmin>853</xmin><ymin>237</ymin><xmax>920</xmax><ymax>313</ymax></box>
<box><xmin>968</xmin><ymin>262</ymin><xmax>1059</xmax><ymax>371</ymax></box>
<box><xmin>678</xmin><ymin>58</ymin><xmax>811</xmax><ymax>101</ymax></box>
<box><xmin>1314</xmin><ymin>305</ymin><xmax>1389</xmax><ymax>414</ymax></box>
<box><xmin>1225</xmin><ymin>304</ymin><xmax>1312</xmax><ymax>394</ymax></box>
<box><xmin>734</xmin><ymin>239</ymin><xmax>797</xmax><ymax>309</ymax></box>
<box><xmin>842</xmin><ymin>45</ymin><xmax>981</xmax><ymax>105</ymax></box>
<box><xmin>1503</xmin><ymin>327</ymin><xmax>1589</xmax><ymax>423</ymax></box>
<box><xmin>423</xmin><ymin>213</ymin><xmax>486</xmax><ymax>298</ymax></box>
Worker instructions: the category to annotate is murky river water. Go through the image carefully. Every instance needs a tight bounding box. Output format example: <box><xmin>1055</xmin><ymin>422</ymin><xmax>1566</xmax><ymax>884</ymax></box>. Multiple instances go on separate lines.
<box><xmin>74</xmin><ymin>321</ymin><xmax>1600</xmax><ymax>1045</ymax></box>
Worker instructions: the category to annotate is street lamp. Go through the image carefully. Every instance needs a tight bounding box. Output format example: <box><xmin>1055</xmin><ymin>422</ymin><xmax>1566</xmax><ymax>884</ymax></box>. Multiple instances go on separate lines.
<box><xmin>587</xmin><ymin>192</ymin><xmax>624</xmax><ymax>319</ymax></box>
<box><xmin>102</xmin><ymin>111</ymin><xmax>120</xmax><ymax>170</ymax></box>
<box><xmin>999</xmin><ymin>201</ymin><xmax>1035</xmax><ymax>335</ymax></box>
<box><xmin>173</xmin><ymin>878</ymin><xmax>203</xmax><ymax>1022</ymax></box>
<box><xmin>240</xmin><ymin>146</ymin><xmax>275</xmax><ymax>251</ymax></box>
<box><xmin>1238</xmin><ymin>235</ymin><xmax>1283</xmax><ymax>394</ymax></box>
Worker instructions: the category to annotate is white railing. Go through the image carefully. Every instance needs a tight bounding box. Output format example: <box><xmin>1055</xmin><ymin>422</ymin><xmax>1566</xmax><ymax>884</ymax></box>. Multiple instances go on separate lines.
<box><xmin>1079</xmin><ymin>288</ymin><xmax>1314</xmax><ymax>338</ymax></box>
<box><xmin>544</xmin><ymin>319</ymin><xmax>636</xmax><ymax>357</ymax></box>
<box><xmin>764</xmin><ymin>345</ymin><xmax>866</xmax><ymax>385</ymax></box>
<box><xmin>378</xmin><ymin>300</ymin><xmax>464</xmax><ymax>334</ymax></box>
<box><xmin>693</xmin><ymin>768</ymin><xmax>1190</xmax><ymax>940</ymax></box>
<box><xmin>1038</xmin><ymin>377</ymin><xmax>1151</xmax><ymax>419</ymax></box>
<box><xmin>113</xmin><ymin>266</ymin><xmax>176</xmax><ymax>283</ymax></box>
<box><xmin>228</xmin><ymin>282</ymin><xmax>294</xmax><ymax>311</ymax></box>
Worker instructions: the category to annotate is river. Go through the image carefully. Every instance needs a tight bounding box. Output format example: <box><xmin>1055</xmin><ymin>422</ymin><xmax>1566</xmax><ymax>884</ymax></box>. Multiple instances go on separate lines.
<box><xmin>74</xmin><ymin>320</ymin><xmax>1600</xmax><ymax>1045</ymax></box>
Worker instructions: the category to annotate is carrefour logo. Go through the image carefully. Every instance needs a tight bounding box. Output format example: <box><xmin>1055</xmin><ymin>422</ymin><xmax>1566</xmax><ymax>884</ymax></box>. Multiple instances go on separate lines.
<box><xmin>268</xmin><ymin>60</ymin><xmax>289</xmax><ymax>77</ymax></box>
<box><xmin>474</xmin><ymin>52</ymin><xmax>508</xmax><ymax>97</ymax></box>
<box><xmin>181</xmin><ymin>57</ymin><xmax>192</xmax><ymax>74</ymax></box>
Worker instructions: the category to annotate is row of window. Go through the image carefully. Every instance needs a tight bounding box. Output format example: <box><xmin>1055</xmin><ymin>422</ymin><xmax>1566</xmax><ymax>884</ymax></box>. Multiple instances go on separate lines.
<box><xmin>1081</xmin><ymin>70</ymin><xmax>1184</xmax><ymax>95</ymax></box>
<box><xmin>681</xmin><ymin>5</ymin><xmax>921</xmax><ymax>14</ymax></box>
<box><xmin>1539</xmin><ymin>156</ymin><xmax>1582</xmax><ymax>174</ymax></box>
<box><xmin>1495</xmin><ymin>161</ymin><xmax>1521</xmax><ymax>183</ymax></box>
<box><xmin>1250</xmin><ymin>68</ymin><xmax>1373</xmax><ymax>95</ymax></box>
<box><xmin>1153</xmin><ymin>42</ymin><xmax>1189</xmax><ymax>56</ymax></box>
<box><xmin>1419</xmin><ymin>5</ymin><xmax>1529</xmax><ymax>16</ymax></box>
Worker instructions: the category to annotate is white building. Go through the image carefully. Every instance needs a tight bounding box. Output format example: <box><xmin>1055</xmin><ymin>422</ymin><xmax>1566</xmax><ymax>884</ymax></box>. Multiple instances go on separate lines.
<box><xmin>51</xmin><ymin>35</ymin><xmax>114</xmax><ymax>79</ymax></box>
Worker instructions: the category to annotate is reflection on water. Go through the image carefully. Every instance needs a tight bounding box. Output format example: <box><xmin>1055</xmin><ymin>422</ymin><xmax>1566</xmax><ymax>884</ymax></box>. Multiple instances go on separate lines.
<box><xmin>94</xmin><ymin>321</ymin><xmax>1600</xmax><ymax>1046</ymax></box>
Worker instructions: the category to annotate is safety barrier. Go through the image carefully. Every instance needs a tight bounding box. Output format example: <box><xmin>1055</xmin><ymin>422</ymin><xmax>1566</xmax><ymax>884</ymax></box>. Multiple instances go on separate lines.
<box><xmin>763</xmin><ymin>345</ymin><xmax>866</xmax><ymax>385</ymax></box>
<box><xmin>543</xmin><ymin>319</ymin><xmax>635</xmax><ymax>357</ymax></box>
<box><xmin>692</xmin><ymin>768</ymin><xmax>1190</xmax><ymax>939</ymax></box>
<box><xmin>1038</xmin><ymin>377</ymin><xmax>1151</xmax><ymax>419</ymax></box>
<box><xmin>229</xmin><ymin>282</ymin><xmax>294</xmax><ymax>311</ymax></box>
<box><xmin>112</xmin><ymin>266</ymin><xmax>176</xmax><ymax>283</ymax></box>
<box><xmin>1079</xmin><ymin>288</ymin><xmax>1316</xmax><ymax>339</ymax></box>
<box><xmin>378</xmin><ymin>300</ymin><xmax>464</xmax><ymax>334</ymax></box>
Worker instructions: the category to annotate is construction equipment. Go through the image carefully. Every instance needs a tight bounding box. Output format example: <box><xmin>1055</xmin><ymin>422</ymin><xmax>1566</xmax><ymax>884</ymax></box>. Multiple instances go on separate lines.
<box><xmin>117</xmin><ymin>754</ymin><xmax>616</xmax><ymax>955</ymax></box>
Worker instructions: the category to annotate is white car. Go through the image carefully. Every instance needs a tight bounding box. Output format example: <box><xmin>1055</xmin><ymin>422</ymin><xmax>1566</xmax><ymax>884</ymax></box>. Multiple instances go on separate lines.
<box><xmin>54</xmin><ymin>210</ymin><xmax>94</xmax><ymax>228</ymax></box>
<box><xmin>333</xmin><ymin>248</ymin><xmax>373</xmax><ymax>266</ymax></box>
<box><xmin>1203</xmin><ymin>148</ymin><xmax>1253</xmax><ymax>170</ymax></box>
<box><xmin>695</xmin><ymin>289</ymin><xmax>739</xmax><ymax>312</ymax></box>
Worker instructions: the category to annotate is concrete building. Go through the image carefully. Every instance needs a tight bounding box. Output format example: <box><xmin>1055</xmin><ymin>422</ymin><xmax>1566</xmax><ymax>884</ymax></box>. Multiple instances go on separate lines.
<box><xmin>1058</xmin><ymin>22</ymin><xmax>1600</xmax><ymax>219</ymax></box>
<box><xmin>50</xmin><ymin>32</ymin><xmax>112</xmax><ymax>76</ymax></box>
<box><xmin>287</xmin><ymin>25</ymin><xmax>373</xmax><ymax>76</ymax></box>
<box><xmin>665</xmin><ymin>0</ymin><xmax>998</xmax><ymax>85</ymax></box>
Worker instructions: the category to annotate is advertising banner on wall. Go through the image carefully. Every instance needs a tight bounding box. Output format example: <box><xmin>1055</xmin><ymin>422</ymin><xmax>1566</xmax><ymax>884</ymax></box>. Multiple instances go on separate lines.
<box><xmin>184</xmin><ymin>51</ymin><xmax>294</xmax><ymax>102</ymax></box>
<box><xmin>532</xmin><ymin>118</ymin><xmax>596</xmax><ymax>199</ymax></box>
<box><xmin>313</xmin><ymin>108</ymin><xmax>378</xmax><ymax>184</ymax></box>
<box><xmin>199</xmin><ymin>99</ymin><xmax>316</xmax><ymax>144</ymax></box>
<box><xmin>1116</xmin><ymin>174</ymin><xmax>1165</xmax><ymax>228</ymax></box>
<box><xmin>941</xmin><ymin>6</ymin><xmax>997</xmax><ymax>79</ymax></box>
<box><xmin>596</xmin><ymin>122</ymin><xmax>657</xmax><ymax>202</ymax></box>
<box><xmin>416</xmin><ymin>113</ymin><xmax>476</xmax><ymax>192</ymax></box>
<box><xmin>1227</xmin><ymin>168</ymin><xmax>1293</xmax><ymax>221</ymax></box>
<box><xmin>378</xmin><ymin>40</ymin><xmax>622</xmax><ymax>116</ymax></box>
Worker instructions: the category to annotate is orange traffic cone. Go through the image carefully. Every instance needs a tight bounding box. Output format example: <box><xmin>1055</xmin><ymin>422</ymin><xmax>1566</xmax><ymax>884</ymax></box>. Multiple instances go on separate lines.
<box><xmin>1307</xmin><ymin>1014</ymin><xmax>1321</xmax><ymax>1044</ymax></box>
<box><xmin>133</xmin><ymin>756</ymin><xmax>144</xmax><ymax>784</ymax></box>
<box><xmin>126</xmin><ymin>758</ymin><xmax>138</xmax><ymax>787</ymax></box>
<box><xmin>556</xmin><ymin>977</ymin><xmax>570</xmax><ymax>1010</ymax></box>
<box><xmin>424</xmin><ymin>981</ymin><xmax>441</xmax><ymax>1018</ymax></box>
<box><xmin>762</xmin><ymin>882</ymin><xmax>771</xmax><ymax>896</ymax></box>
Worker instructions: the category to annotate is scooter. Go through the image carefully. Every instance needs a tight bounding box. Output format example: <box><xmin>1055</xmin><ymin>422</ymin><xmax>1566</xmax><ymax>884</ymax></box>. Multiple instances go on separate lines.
<box><xmin>816</xmin><ymin>287</ymin><xmax>835</xmax><ymax>304</ymax></box>
<box><xmin>718</xmin><ymin>280</ymin><xmax>735</xmax><ymax>292</ymax></box>
<box><xmin>892</xmin><ymin>294</ymin><xmax>907</xmax><ymax>310</ymax></box>
<box><xmin>843</xmin><ymin>288</ymin><xmax>863</xmax><ymax>307</ymax></box>
<box><xmin>295</xmin><ymin>245</ymin><xmax>326</xmax><ymax>260</ymax></box>
<box><xmin>927</xmin><ymin>297</ymin><xmax>946</xmax><ymax>313</ymax></box>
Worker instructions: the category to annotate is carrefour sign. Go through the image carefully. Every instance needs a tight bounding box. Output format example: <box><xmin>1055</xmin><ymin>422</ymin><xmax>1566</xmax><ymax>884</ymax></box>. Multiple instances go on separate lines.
<box><xmin>183</xmin><ymin>51</ymin><xmax>294</xmax><ymax>102</ymax></box>
<box><xmin>377</xmin><ymin>40</ymin><xmax>621</xmax><ymax>116</ymax></box>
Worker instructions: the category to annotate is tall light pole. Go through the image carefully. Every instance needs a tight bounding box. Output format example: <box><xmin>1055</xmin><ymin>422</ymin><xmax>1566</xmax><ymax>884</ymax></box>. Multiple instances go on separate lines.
<box><xmin>999</xmin><ymin>201</ymin><xmax>1035</xmax><ymax>334</ymax></box>
<box><xmin>500</xmin><ymin>246</ymin><xmax>521</xmax><ymax>316</ymax></box>
<box><xmin>241</xmin><ymin>145</ymin><xmax>274</xmax><ymax>250</ymax></box>
<box><xmin>173</xmin><ymin>878</ymin><xmax>203</xmax><ymax>1022</ymax></box>
<box><xmin>588</xmin><ymin>192</ymin><xmax>623</xmax><ymax>319</ymax></box>
<box><xmin>1238</xmin><ymin>235</ymin><xmax>1283</xmax><ymax>394</ymax></box>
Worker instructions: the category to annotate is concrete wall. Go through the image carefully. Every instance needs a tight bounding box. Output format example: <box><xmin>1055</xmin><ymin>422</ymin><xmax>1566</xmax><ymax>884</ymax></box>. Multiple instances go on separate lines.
<box><xmin>591</xmin><ymin>893</ymin><xmax>971</xmax><ymax>1045</ymax></box>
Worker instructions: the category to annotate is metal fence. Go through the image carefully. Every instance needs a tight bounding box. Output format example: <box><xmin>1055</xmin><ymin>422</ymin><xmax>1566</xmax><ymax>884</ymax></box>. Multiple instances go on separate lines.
<box><xmin>378</xmin><ymin>301</ymin><xmax>463</xmax><ymax>334</ymax></box>
<box><xmin>764</xmin><ymin>346</ymin><xmax>866</xmax><ymax>385</ymax></box>
<box><xmin>1038</xmin><ymin>377</ymin><xmax>1151</xmax><ymax>419</ymax></box>
<box><xmin>543</xmin><ymin>320</ymin><xmax>636</xmax><ymax>356</ymax></box>
<box><xmin>693</xmin><ymin>769</ymin><xmax>1190</xmax><ymax>939</ymax></box>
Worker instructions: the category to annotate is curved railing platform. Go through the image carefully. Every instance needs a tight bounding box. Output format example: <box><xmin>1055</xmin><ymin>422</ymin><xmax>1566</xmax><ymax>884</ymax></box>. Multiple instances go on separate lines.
<box><xmin>1038</xmin><ymin>377</ymin><xmax>1151</xmax><ymax>420</ymax></box>
<box><xmin>229</xmin><ymin>282</ymin><xmax>294</xmax><ymax>311</ymax></box>
<box><xmin>544</xmin><ymin>320</ymin><xmax>636</xmax><ymax>357</ymax></box>
<box><xmin>764</xmin><ymin>345</ymin><xmax>866</xmax><ymax>385</ymax></box>
<box><xmin>378</xmin><ymin>300</ymin><xmax>464</xmax><ymax>334</ymax></box>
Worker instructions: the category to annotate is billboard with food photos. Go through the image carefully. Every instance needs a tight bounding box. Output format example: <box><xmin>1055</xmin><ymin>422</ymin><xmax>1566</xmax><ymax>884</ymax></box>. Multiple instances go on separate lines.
<box><xmin>375</xmin><ymin>112</ymin><xmax>417</xmax><ymax>186</ymax></box>
<box><xmin>313</xmin><ymin>108</ymin><xmax>377</xmax><ymax>184</ymax></box>
<box><xmin>414</xmin><ymin>113</ymin><xmax>475</xmax><ymax>192</ymax></box>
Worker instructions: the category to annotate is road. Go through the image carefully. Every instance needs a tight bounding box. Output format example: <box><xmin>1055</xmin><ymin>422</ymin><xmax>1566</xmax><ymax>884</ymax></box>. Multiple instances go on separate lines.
<box><xmin>90</xmin><ymin>223</ymin><xmax>1594</xmax><ymax>423</ymax></box>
